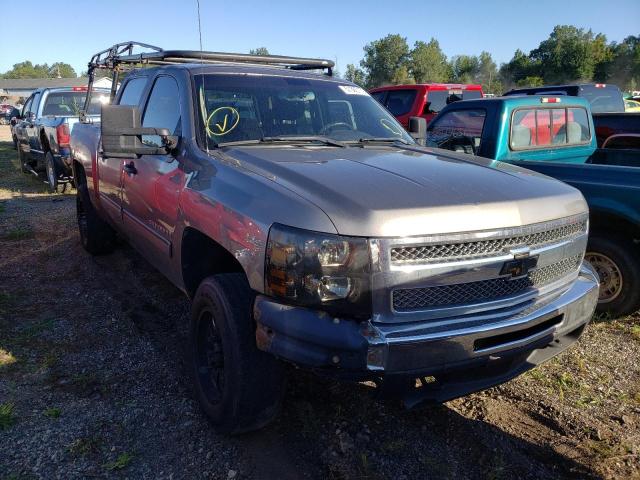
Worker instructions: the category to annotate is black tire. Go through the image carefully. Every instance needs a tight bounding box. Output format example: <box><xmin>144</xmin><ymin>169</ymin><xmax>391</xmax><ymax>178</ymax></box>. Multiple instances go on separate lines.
<box><xmin>585</xmin><ymin>235</ymin><xmax>640</xmax><ymax>318</ymax></box>
<box><xmin>76</xmin><ymin>182</ymin><xmax>116</xmax><ymax>255</ymax></box>
<box><xmin>189</xmin><ymin>273</ymin><xmax>286</xmax><ymax>434</ymax></box>
<box><xmin>45</xmin><ymin>151</ymin><xmax>66</xmax><ymax>194</ymax></box>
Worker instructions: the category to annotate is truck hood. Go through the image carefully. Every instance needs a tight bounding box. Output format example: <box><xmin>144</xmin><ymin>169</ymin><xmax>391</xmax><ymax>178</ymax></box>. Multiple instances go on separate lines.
<box><xmin>221</xmin><ymin>145</ymin><xmax>587</xmax><ymax>237</ymax></box>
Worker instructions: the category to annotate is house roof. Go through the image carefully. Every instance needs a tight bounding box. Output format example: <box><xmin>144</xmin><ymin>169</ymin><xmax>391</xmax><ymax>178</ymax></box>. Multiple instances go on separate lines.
<box><xmin>0</xmin><ymin>77</ymin><xmax>111</xmax><ymax>89</ymax></box>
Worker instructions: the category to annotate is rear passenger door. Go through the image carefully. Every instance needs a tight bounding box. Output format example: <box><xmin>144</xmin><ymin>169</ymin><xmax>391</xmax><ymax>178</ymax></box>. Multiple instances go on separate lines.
<box><xmin>120</xmin><ymin>75</ymin><xmax>186</xmax><ymax>274</ymax></box>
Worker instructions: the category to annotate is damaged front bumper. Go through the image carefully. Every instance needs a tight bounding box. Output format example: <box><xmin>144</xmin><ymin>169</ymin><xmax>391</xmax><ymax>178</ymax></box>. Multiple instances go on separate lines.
<box><xmin>254</xmin><ymin>262</ymin><xmax>599</xmax><ymax>404</ymax></box>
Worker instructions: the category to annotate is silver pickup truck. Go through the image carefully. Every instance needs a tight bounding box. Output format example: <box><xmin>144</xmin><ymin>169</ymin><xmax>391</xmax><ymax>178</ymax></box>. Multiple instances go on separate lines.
<box><xmin>15</xmin><ymin>86</ymin><xmax>109</xmax><ymax>192</ymax></box>
<box><xmin>70</xmin><ymin>43</ymin><xmax>599</xmax><ymax>434</ymax></box>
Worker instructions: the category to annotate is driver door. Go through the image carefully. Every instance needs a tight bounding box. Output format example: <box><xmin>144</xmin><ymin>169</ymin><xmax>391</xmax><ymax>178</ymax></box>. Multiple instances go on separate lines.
<box><xmin>120</xmin><ymin>75</ymin><xmax>185</xmax><ymax>277</ymax></box>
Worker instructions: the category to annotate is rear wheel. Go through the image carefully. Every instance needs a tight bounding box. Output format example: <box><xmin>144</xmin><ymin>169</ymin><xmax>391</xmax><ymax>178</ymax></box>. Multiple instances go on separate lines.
<box><xmin>190</xmin><ymin>273</ymin><xmax>286</xmax><ymax>434</ymax></box>
<box><xmin>76</xmin><ymin>182</ymin><xmax>116</xmax><ymax>255</ymax></box>
<box><xmin>585</xmin><ymin>235</ymin><xmax>640</xmax><ymax>318</ymax></box>
<box><xmin>45</xmin><ymin>151</ymin><xmax>66</xmax><ymax>193</ymax></box>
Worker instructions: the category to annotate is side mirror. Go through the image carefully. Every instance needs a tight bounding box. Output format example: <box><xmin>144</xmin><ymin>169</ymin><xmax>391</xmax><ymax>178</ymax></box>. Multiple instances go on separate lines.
<box><xmin>101</xmin><ymin>104</ymin><xmax>175</xmax><ymax>157</ymax></box>
<box><xmin>408</xmin><ymin>116</ymin><xmax>427</xmax><ymax>146</ymax></box>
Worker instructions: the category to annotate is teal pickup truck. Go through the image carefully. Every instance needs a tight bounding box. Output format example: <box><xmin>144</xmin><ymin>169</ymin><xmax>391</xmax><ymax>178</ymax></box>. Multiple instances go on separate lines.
<box><xmin>426</xmin><ymin>95</ymin><xmax>640</xmax><ymax>317</ymax></box>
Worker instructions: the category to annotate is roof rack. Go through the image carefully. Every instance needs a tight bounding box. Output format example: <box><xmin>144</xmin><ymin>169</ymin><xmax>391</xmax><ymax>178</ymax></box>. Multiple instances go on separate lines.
<box><xmin>82</xmin><ymin>41</ymin><xmax>335</xmax><ymax>120</ymax></box>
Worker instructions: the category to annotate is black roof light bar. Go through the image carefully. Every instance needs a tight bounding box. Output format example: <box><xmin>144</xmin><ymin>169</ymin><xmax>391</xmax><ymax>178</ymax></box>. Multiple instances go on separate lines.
<box><xmin>82</xmin><ymin>41</ymin><xmax>335</xmax><ymax>120</ymax></box>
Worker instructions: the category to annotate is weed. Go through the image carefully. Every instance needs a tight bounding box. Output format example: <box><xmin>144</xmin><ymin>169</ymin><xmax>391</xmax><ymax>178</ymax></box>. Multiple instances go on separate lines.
<box><xmin>527</xmin><ymin>368</ymin><xmax>545</xmax><ymax>381</ymax></box>
<box><xmin>68</xmin><ymin>436</ymin><xmax>101</xmax><ymax>456</ymax></box>
<box><xmin>44</xmin><ymin>407</ymin><xmax>61</xmax><ymax>419</ymax></box>
<box><xmin>0</xmin><ymin>402</ymin><xmax>16</xmax><ymax>430</ymax></box>
<box><xmin>0</xmin><ymin>348</ymin><xmax>16</xmax><ymax>368</ymax></box>
<box><xmin>631</xmin><ymin>325</ymin><xmax>640</xmax><ymax>340</ymax></box>
<box><xmin>104</xmin><ymin>452</ymin><xmax>134</xmax><ymax>471</ymax></box>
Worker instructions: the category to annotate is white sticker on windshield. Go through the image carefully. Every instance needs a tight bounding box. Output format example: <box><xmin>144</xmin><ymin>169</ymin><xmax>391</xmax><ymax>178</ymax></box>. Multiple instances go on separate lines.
<box><xmin>339</xmin><ymin>85</ymin><xmax>368</xmax><ymax>96</ymax></box>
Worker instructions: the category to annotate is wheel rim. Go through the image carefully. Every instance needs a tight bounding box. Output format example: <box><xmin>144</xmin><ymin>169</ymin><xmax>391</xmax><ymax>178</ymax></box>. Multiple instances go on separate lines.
<box><xmin>76</xmin><ymin>194</ymin><xmax>89</xmax><ymax>247</ymax></box>
<box><xmin>585</xmin><ymin>252</ymin><xmax>623</xmax><ymax>303</ymax></box>
<box><xmin>47</xmin><ymin>158</ymin><xmax>56</xmax><ymax>189</ymax></box>
<box><xmin>195</xmin><ymin>310</ymin><xmax>225</xmax><ymax>403</ymax></box>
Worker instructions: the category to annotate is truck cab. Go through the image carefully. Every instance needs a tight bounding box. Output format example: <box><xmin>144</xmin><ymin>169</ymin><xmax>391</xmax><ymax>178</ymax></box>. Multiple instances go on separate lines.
<box><xmin>369</xmin><ymin>83</ymin><xmax>483</xmax><ymax>127</ymax></box>
<box><xmin>426</xmin><ymin>95</ymin><xmax>640</xmax><ymax>317</ymax></box>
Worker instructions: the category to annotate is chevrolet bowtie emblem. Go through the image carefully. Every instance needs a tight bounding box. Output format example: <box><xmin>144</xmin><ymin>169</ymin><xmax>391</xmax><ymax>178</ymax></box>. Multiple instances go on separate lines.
<box><xmin>501</xmin><ymin>249</ymin><xmax>538</xmax><ymax>280</ymax></box>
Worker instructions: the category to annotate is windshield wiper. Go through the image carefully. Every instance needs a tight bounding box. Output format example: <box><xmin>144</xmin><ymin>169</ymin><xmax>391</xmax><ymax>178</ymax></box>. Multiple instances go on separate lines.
<box><xmin>261</xmin><ymin>136</ymin><xmax>346</xmax><ymax>148</ymax></box>
<box><xmin>352</xmin><ymin>137</ymin><xmax>412</xmax><ymax>146</ymax></box>
<box><xmin>216</xmin><ymin>136</ymin><xmax>346</xmax><ymax>148</ymax></box>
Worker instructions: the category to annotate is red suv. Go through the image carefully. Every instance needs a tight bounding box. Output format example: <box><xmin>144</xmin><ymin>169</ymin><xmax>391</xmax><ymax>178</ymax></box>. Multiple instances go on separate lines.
<box><xmin>370</xmin><ymin>84</ymin><xmax>484</xmax><ymax>127</ymax></box>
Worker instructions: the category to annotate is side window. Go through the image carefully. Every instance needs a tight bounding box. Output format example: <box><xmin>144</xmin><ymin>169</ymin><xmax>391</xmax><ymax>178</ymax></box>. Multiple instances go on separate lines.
<box><xmin>141</xmin><ymin>76</ymin><xmax>181</xmax><ymax>148</ymax></box>
<box><xmin>30</xmin><ymin>92</ymin><xmax>42</xmax><ymax>117</ymax></box>
<box><xmin>118</xmin><ymin>77</ymin><xmax>148</xmax><ymax>106</ymax></box>
<box><xmin>426</xmin><ymin>109</ymin><xmax>486</xmax><ymax>153</ymax></box>
<box><xmin>22</xmin><ymin>96</ymin><xmax>33</xmax><ymax>118</ymax></box>
<box><xmin>385</xmin><ymin>89</ymin><xmax>417</xmax><ymax>116</ymax></box>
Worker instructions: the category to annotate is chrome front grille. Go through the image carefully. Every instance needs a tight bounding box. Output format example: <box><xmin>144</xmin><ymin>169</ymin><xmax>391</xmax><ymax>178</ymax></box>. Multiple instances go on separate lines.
<box><xmin>392</xmin><ymin>255</ymin><xmax>582</xmax><ymax>312</ymax></box>
<box><xmin>391</xmin><ymin>220</ymin><xmax>587</xmax><ymax>264</ymax></box>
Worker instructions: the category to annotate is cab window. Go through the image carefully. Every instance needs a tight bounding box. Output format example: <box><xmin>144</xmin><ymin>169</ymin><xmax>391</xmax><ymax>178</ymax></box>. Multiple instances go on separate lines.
<box><xmin>426</xmin><ymin>109</ymin><xmax>486</xmax><ymax>154</ymax></box>
<box><xmin>384</xmin><ymin>89</ymin><xmax>417</xmax><ymax>116</ymax></box>
<box><xmin>510</xmin><ymin>106</ymin><xmax>590</xmax><ymax>150</ymax></box>
<box><xmin>141</xmin><ymin>76</ymin><xmax>181</xmax><ymax>148</ymax></box>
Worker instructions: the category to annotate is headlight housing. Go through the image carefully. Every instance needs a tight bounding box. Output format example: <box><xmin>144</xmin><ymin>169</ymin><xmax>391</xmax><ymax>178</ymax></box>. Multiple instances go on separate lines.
<box><xmin>265</xmin><ymin>224</ymin><xmax>371</xmax><ymax>318</ymax></box>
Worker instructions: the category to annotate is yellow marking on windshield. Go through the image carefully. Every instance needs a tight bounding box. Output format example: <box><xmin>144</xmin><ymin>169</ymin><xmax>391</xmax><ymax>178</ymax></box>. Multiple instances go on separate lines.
<box><xmin>206</xmin><ymin>106</ymin><xmax>240</xmax><ymax>137</ymax></box>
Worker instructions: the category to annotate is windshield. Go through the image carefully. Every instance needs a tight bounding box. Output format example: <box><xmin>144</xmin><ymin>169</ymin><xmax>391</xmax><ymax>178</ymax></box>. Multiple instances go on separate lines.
<box><xmin>194</xmin><ymin>74</ymin><xmax>413</xmax><ymax>146</ymax></box>
<box><xmin>42</xmin><ymin>91</ymin><xmax>109</xmax><ymax>116</ymax></box>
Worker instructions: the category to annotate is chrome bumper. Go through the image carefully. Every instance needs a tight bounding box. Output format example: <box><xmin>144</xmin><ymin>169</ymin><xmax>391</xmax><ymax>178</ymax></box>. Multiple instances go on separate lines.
<box><xmin>254</xmin><ymin>262</ymin><xmax>598</xmax><ymax>402</ymax></box>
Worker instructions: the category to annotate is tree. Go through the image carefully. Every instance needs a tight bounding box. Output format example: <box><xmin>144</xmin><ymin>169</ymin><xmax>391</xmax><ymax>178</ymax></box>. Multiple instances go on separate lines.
<box><xmin>2</xmin><ymin>61</ymin><xmax>50</xmax><ymax>79</ymax></box>
<box><xmin>450</xmin><ymin>55</ymin><xmax>479</xmax><ymax>84</ymax></box>
<box><xmin>48</xmin><ymin>62</ymin><xmax>77</xmax><ymax>78</ymax></box>
<box><xmin>410</xmin><ymin>39</ymin><xmax>450</xmax><ymax>83</ymax></box>
<box><xmin>499</xmin><ymin>49</ymin><xmax>541</xmax><ymax>90</ymax></box>
<box><xmin>344</xmin><ymin>64</ymin><xmax>366</xmax><ymax>86</ymax></box>
<box><xmin>249</xmin><ymin>47</ymin><xmax>270</xmax><ymax>56</ymax></box>
<box><xmin>608</xmin><ymin>35</ymin><xmax>640</xmax><ymax>90</ymax></box>
<box><xmin>477</xmin><ymin>51</ymin><xmax>500</xmax><ymax>93</ymax></box>
<box><xmin>360</xmin><ymin>34</ymin><xmax>410</xmax><ymax>88</ymax></box>
<box><xmin>516</xmin><ymin>76</ymin><xmax>545</xmax><ymax>87</ymax></box>
<box><xmin>531</xmin><ymin>25</ymin><xmax>596</xmax><ymax>83</ymax></box>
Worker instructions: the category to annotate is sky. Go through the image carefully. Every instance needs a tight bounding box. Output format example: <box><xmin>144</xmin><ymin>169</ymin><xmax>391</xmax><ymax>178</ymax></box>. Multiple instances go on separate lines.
<box><xmin>0</xmin><ymin>0</ymin><xmax>638</xmax><ymax>77</ymax></box>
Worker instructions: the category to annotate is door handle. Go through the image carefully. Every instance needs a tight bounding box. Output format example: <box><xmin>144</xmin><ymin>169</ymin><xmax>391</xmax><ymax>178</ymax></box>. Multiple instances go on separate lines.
<box><xmin>124</xmin><ymin>161</ymin><xmax>138</xmax><ymax>175</ymax></box>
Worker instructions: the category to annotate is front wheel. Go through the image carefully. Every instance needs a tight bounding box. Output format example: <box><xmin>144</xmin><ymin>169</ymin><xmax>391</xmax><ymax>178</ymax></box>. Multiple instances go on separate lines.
<box><xmin>585</xmin><ymin>235</ymin><xmax>640</xmax><ymax>318</ymax></box>
<box><xmin>45</xmin><ymin>151</ymin><xmax>67</xmax><ymax>193</ymax></box>
<box><xmin>189</xmin><ymin>273</ymin><xmax>286</xmax><ymax>434</ymax></box>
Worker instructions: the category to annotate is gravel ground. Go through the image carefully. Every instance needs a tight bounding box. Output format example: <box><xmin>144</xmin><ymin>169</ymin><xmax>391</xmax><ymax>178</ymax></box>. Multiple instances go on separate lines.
<box><xmin>0</xmin><ymin>124</ymin><xmax>639</xmax><ymax>479</ymax></box>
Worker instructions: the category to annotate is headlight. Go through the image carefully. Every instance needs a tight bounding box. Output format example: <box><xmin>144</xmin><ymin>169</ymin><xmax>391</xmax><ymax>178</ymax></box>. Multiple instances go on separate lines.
<box><xmin>265</xmin><ymin>224</ymin><xmax>371</xmax><ymax>318</ymax></box>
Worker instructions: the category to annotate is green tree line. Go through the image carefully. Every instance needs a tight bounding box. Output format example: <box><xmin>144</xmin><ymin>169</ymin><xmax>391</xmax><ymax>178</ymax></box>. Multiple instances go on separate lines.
<box><xmin>344</xmin><ymin>26</ymin><xmax>640</xmax><ymax>93</ymax></box>
<box><xmin>0</xmin><ymin>61</ymin><xmax>78</xmax><ymax>79</ymax></box>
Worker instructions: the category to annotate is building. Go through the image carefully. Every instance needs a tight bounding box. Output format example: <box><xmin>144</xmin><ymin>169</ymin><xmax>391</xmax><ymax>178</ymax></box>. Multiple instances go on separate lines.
<box><xmin>0</xmin><ymin>77</ymin><xmax>112</xmax><ymax>100</ymax></box>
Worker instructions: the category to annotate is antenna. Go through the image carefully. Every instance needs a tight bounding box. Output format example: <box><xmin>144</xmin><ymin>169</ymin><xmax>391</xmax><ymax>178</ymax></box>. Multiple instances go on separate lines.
<box><xmin>196</xmin><ymin>0</ymin><xmax>210</xmax><ymax>153</ymax></box>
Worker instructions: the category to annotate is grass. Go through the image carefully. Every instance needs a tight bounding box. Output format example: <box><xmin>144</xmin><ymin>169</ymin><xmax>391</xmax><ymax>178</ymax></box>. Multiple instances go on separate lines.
<box><xmin>2</xmin><ymin>226</ymin><xmax>35</xmax><ymax>241</ymax></box>
<box><xmin>44</xmin><ymin>407</ymin><xmax>61</xmax><ymax>419</ymax></box>
<box><xmin>0</xmin><ymin>402</ymin><xmax>16</xmax><ymax>430</ymax></box>
<box><xmin>631</xmin><ymin>325</ymin><xmax>640</xmax><ymax>341</ymax></box>
<box><xmin>104</xmin><ymin>452</ymin><xmax>134</xmax><ymax>471</ymax></box>
<box><xmin>0</xmin><ymin>292</ymin><xmax>12</xmax><ymax>314</ymax></box>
